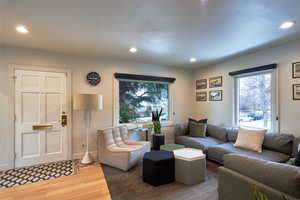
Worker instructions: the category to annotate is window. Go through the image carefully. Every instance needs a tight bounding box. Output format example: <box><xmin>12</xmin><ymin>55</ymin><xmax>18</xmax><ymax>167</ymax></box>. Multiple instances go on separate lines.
<box><xmin>119</xmin><ymin>80</ymin><xmax>169</xmax><ymax>124</ymax></box>
<box><xmin>235</xmin><ymin>70</ymin><xmax>277</xmax><ymax>131</ymax></box>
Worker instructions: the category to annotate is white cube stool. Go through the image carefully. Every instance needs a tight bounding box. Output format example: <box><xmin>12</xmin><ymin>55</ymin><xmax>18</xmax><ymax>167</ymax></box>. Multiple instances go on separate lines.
<box><xmin>173</xmin><ymin>148</ymin><xmax>206</xmax><ymax>185</ymax></box>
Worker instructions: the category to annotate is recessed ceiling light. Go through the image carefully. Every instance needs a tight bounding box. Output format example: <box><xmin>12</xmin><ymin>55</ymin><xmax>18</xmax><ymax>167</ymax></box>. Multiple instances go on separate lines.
<box><xmin>190</xmin><ymin>58</ymin><xmax>197</xmax><ymax>63</ymax></box>
<box><xmin>129</xmin><ymin>47</ymin><xmax>138</xmax><ymax>53</ymax></box>
<box><xmin>279</xmin><ymin>21</ymin><xmax>295</xmax><ymax>29</ymax></box>
<box><xmin>16</xmin><ymin>26</ymin><xmax>29</xmax><ymax>34</ymax></box>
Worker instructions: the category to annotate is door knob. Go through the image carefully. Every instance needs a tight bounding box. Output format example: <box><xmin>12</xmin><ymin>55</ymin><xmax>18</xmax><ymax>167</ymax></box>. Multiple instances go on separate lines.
<box><xmin>61</xmin><ymin>112</ymin><xmax>68</xmax><ymax>127</ymax></box>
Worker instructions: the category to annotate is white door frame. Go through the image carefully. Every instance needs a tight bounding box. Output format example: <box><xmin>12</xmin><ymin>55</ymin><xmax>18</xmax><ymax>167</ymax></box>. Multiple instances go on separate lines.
<box><xmin>8</xmin><ymin>64</ymin><xmax>72</xmax><ymax>169</ymax></box>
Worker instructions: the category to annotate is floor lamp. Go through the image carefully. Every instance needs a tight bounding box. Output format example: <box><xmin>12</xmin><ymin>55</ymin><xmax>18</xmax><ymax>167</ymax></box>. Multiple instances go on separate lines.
<box><xmin>74</xmin><ymin>94</ymin><xmax>103</xmax><ymax>165</ymax></box>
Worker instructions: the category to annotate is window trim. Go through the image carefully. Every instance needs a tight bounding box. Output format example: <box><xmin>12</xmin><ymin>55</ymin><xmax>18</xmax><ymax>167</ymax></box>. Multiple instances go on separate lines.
<box><xmin>113</xmin><ymin>77</ymin><xmax>174</xmax><ymax>128</ymax></box>
<box><xmin>233</xmin><ymin>69</ymin><xmax>279</xmax><ymax>132</ymax></box>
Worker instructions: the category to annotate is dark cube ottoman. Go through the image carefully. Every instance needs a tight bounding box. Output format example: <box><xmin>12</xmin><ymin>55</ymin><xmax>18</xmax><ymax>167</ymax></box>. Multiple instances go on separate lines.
<box><xmin>143</xmin><ymin>150</ymin><xmax>175</xmax><ymax>186</ymax></box>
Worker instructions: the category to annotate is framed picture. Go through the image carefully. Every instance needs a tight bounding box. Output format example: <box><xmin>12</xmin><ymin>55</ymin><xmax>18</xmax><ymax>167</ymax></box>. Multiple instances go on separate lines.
<box><xmin>292</xmin><ymin>62</ymin><xmax>300</xmax><ymax>78</ymax></box>
<box><xmin>209</xmin><ymin>90</ymin><xmax>222</xmax><ymax>101</ymax></box>
<box><xmin>196</xmin><ymin>79</ymin><xmax>207</xmax><ymax>89</ymax></box>
<box><xmin>293</xmin><ymin>84</ymin><xmax>300</xmax><ymax>100</ymax></box>
<box><xmin>196</xmin><ymin>92</ymin><xmax>207</xmax><ymax>101</ymax></box>
<box><xmin>209</xmin><ymin>76</ymin><xmax>222</xmax><ymax>88</ymax></box>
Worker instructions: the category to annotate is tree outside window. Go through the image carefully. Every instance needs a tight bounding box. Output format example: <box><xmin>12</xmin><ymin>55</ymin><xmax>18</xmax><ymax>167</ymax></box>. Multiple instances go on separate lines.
<box><xmin>119</xmin><ymin>80</ymin><xmax>169</xmax><ymax>124</ymax></box>
<box><xmin>237</xmin><ymin>73</ymin><xmax>272</xmax><ymax>130</ymax></box>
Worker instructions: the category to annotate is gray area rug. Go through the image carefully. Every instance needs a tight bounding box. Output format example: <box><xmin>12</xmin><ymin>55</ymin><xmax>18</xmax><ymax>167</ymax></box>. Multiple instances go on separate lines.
<box><xmin>102</xmin><ymin>161</ymin><xmax>219</xmax><ymax>200</ymax></box>
<box><xmin>0</xmin><ymin>160</ymin><xmax>76</xmax><ymax>189</ymax></box>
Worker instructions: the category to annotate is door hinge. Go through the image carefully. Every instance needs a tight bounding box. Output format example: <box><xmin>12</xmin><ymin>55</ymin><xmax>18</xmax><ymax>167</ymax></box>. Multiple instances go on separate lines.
<box><xmin>14</xmin><ymin>152</ymin><xmax>17</xmax><ymax>159</ymax></box>
<box><xmin>13</xmin><ymin>76</ymin><xmax>17</xmax><ymax>80</ymax></box>
<box><xmin>14</xmin><ymin>114</ymin><xmax>17</xmax><ymax>121</ymax></box>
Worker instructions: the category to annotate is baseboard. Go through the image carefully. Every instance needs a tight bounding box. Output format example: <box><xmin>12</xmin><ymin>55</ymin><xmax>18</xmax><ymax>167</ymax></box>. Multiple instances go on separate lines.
<box><xmin>0</xmin><ymin>163</ymin><xmax>12</xmax><ymax>171</ymax></box>
<box><xmin>72</xmin><ymin>151</ymin><xmax>98</xmax><ymax>161</ymax></box>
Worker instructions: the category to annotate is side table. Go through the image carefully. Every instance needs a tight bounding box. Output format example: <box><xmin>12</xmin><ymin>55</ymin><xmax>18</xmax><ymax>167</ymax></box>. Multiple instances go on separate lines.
<box><xmin>173</xmin><ymin>148</ymin><xmax>206</xmax><ymax>185</ymax></box>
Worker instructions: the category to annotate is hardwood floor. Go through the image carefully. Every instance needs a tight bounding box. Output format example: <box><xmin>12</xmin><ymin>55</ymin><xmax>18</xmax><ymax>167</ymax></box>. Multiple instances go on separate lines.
<box><xmin>102</xmin><ymin>160</ymin><xmax>219</xmax><ymax>200</ymax></box>
<box><xmin>0</xmin><ymin>161</ymin><xmax>219</xmax><ymax>200</ymax></box>
<box><xmin>0</xmin><ymin>165</ymin><xmax>111</xmax><ymax>200</ymax></box>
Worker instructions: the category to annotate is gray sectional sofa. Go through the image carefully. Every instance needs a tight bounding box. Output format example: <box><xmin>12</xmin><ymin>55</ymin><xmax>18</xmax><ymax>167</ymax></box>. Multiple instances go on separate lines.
<box><xmin>174</xmin><ymin>123</ymin><xmax>300</xmax><ymax>164</ymax></box>
<box><xmin>219</xmin><ymin>154</ymin><xmax>300</xmax><ymax>200</ymax></box>
<box><xmin>174</xmin><ymin>123</ymin><xmax>300</xmax><ymax>200</ymax></box>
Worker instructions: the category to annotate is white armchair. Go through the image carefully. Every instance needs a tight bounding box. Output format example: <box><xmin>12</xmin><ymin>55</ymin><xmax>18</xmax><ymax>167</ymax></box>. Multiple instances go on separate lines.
<box><xmin>97</xmin><ymin>126</ymin><xmax>151</xmax><ymax>171</ymax></box>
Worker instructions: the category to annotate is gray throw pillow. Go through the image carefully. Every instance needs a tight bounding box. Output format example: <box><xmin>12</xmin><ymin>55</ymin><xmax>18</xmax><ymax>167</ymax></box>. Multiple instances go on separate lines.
<box><xmin>189</xmin><ymin>121</ymin><xmax>207</xmax><ymax>137</ymax></box>
<box><xmin>263</xmin><ymin>133</ymin><xmax>294</xmax><ymax>155</ymax></box>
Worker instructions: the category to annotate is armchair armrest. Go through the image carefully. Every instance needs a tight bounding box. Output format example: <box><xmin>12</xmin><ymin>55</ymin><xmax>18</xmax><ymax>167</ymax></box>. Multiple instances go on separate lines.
<box><xmin>126</xmin><ymin>141</ymin><xmax>150</xmax><ymax>145</ymax></box>
<box><xmin>107</xmin><ymin>145</ymin><xmax>138</xmax><ymax>153</ymax></box>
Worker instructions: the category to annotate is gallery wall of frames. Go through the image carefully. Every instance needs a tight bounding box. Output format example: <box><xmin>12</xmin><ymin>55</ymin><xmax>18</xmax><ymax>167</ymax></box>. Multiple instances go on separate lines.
<box><xmin>292</xmin><ymin>62</ymin><xmax>300</xmax><ymax>100</ymax></box>
<box><xmin>196</xmin><ymin>76</ymin><xmax>223</xmax><ymax>102</ymax></box>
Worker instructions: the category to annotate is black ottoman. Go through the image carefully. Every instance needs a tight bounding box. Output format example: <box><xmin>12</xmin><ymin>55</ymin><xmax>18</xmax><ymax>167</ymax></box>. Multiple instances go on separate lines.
<box><xmin>143</xmin><ymin>150</ymin><xmax>175</xmax><ymax>186</ymax></box>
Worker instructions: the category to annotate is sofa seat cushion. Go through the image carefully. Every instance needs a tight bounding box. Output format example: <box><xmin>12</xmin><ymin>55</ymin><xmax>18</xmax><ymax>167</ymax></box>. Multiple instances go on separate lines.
<box><xmin>175</xmin><ymin>136</ymin><xmax>223</xmax><ymax>152</ymax></box>
<box><xmin>207</xmin><ymin>143</ymin><xmax>290</xmax><ymax>164</ymax></box>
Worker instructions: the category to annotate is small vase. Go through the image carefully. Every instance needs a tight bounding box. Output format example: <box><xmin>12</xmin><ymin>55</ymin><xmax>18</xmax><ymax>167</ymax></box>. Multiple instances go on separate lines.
<box><xmin>152</xmin><ymin>134</ymin><xmax>165</xmax><ymax>150</ymax></box>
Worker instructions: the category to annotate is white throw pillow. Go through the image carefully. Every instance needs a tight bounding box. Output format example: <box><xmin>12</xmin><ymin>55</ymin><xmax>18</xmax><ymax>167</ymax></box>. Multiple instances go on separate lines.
<box><xmin>234</xmin><ymin>128</ymin><xmax>267</xmax><ymax>153</ymax></box>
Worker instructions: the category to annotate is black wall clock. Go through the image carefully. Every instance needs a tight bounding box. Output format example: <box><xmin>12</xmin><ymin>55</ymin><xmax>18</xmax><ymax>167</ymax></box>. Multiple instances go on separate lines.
<box><xmin>86</xmin><ymin>72</ymin><xmax>101</xmax><ymax>86</ymax></box>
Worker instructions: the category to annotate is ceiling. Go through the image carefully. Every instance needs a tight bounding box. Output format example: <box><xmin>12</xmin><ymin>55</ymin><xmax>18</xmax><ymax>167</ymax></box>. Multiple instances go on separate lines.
<box><xmin>1</xmin><ymin>0</ymin><xmax>300</xmax><ymax>68</ymax></box>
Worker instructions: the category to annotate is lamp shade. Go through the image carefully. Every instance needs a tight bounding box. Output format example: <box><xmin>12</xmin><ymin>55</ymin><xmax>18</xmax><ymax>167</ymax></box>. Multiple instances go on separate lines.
<box><xmin>73</xmin><ymin>94</ymin><xmax>103</xmax><ymax>110</ymax></box>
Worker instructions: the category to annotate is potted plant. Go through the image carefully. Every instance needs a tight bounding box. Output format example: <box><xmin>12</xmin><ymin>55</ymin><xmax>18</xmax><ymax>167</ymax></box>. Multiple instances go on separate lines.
<box><xmin>151</xmin><ymin>108</ymin><xmax>165</xmax><ymax>150</ymax></box>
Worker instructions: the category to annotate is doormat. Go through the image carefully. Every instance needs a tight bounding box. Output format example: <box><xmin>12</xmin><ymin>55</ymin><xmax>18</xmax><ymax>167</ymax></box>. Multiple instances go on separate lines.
<box><xmin>0</xmin><ymin>160</ymin><xmax>78</xmax><ymax>189</ymax></box>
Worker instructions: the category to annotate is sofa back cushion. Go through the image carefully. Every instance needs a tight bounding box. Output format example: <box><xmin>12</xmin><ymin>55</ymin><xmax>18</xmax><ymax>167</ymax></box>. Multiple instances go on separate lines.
<box><xmin>174</xmin><ymin>123</ymin><xmax>189</xmax><ymax>137</ymax></box>
<box><xmin>263</xmin><ymin>133</ymin><xmax>294</xmax><ymax>155</ymax></box>
<box><xmin>226</xmin><ymin>127</ymin><xmax>239</xmax><ymax>142</ymax></box>
<box><xmin>206</xmin><ymin>124</ymin><xmax>227</xmax><ymax>142</ymax></box>
<box><xmin>224</xmin><ymin>154</ymin><xmax>300</xmax><ymax>198</ymax></box>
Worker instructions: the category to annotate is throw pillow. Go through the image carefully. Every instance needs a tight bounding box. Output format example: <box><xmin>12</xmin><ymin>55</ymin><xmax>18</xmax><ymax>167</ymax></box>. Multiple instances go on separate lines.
<box><xmin>189</xmin><ymin>121</ymin><xmax>207</xmax><ymax>138</ymax></box>
<box><xmin>234</xmin><ymin>128</ymin><xmax>267</xmax><ymax>153</ymax></box>
<box><xmin>189</xmin><ymin>118</ymin><xmax>208</xmax><ymax>124</ymax></box>
<box><xmin>295</xmin><ymin>148</ymin><xmax>300</xmax><ymax>167</ymax></box>
<box><xmin>295</xmin><ymin>153</ymin><xmax>300</xmax><ymax>166</ymax></box>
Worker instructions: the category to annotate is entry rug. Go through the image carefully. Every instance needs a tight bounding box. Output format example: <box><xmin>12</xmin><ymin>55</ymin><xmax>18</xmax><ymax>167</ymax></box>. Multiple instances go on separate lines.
<box><xmin>0</xmin><ymin>160</ymin><xmax>77</xmax><ymax>189</ymax></box>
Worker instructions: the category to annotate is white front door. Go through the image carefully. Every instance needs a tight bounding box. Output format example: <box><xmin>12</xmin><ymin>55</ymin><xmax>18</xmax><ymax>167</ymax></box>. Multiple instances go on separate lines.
<box><xmin>15</xmin><ymin>70</ymin><xmax>69</xmax><ymax>168</ymax></box>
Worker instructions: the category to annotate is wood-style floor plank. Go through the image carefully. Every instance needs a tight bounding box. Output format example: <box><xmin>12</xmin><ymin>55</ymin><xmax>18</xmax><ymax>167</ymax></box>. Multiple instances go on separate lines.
<box><xmin>0</xmin><ymin>165</ymin><xmax>111</xmax><ymax>200</ymax></box>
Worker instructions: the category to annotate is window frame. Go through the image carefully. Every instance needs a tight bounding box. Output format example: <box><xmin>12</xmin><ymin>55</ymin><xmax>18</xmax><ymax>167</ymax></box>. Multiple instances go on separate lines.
<box><xmin>233</xmin><ymin>69</ymin><xmax>278</xmax><ymax>132</ymax></box>
<box><xmin>113</xmin><ymin>78</ymin><xmax>174</xmax><ymax>128</ymax></box>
